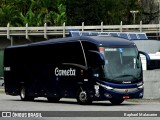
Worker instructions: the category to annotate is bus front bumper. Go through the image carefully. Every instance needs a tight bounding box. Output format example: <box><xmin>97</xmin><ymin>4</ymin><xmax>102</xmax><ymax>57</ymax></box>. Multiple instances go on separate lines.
<box><xmin>95</xmin><ymin>82</ymin><xmax>144</xmax><ymax>100</ymax></box>
<box><xmin>100</xmin><ymin>87</ymin><xmax>144</xmax><ymax>100</ymax></box>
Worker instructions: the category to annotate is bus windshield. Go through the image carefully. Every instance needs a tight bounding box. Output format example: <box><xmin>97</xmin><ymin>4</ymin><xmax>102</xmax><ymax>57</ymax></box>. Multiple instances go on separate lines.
<box><xmin>102</xmin><ymin>47</ymin><xmax>142</xmax><ymax>83</ymax></box>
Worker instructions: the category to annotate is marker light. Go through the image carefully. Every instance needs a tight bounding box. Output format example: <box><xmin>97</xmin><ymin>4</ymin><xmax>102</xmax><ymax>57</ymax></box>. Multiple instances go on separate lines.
<box><xmin>99</xmin><ymin>47</ymin><xmax>104</xmax><ymax>54</ymax></box>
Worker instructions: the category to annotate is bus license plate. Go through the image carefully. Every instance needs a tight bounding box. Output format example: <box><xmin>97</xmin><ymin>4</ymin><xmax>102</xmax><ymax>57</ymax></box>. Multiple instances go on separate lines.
<box><xmin>123</xmin><ymin>96</ymin><xmax>130</xmax><ymax>99</ymax></box>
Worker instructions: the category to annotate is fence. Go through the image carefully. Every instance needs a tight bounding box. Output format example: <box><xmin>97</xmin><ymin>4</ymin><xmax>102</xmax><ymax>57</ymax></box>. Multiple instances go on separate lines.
<box><xmin>1</xmin><ymin>21</ymin><xmax>160</xmax><ymax>40</ymax></box>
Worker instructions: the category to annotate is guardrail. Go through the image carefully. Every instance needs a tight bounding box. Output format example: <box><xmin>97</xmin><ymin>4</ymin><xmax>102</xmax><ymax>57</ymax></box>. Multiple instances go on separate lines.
<box><xmin>0</xmin><ymin>21</ymin><xmax>160</xmax><ymax>40</ymax></box>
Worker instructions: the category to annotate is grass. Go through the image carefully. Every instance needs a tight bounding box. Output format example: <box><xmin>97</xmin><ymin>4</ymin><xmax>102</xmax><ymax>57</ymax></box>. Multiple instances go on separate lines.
<box><xmin>126</xmin><ymin>99</ymin><xmax>141</xmax><ymax>103</ymax></box>
<box><xmin>126</xmin><ymin>99</ymin><xmax>160</xmax><ymax>103</ymax></box>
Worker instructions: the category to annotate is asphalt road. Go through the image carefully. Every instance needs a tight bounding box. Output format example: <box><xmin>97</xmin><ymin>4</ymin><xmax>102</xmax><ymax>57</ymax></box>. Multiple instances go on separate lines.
<box><xmin>0</xmin><ymin>89</ymin><xmax>160</xmax><ymax>120</ymax></box>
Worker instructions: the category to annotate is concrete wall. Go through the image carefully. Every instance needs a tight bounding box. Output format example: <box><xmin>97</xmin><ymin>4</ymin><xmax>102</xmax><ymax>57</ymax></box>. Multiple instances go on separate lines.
<box><xmin>0</xmin><ymin>36</ymin><xmax>48</xmax><ymax>49</ymax></box>
<box><xmin>143</xmin><ymin>70</ymin><xmax>160</xmax><ymax>99</ymax></box>
<box><xmin>134</xmin><ymin>40</ymin><xmax>160</xmax><ymax>54</ymax></box>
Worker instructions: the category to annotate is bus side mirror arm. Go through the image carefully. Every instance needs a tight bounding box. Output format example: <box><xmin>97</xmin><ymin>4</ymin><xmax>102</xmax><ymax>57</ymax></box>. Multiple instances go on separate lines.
<box><xmin>88</xmin><ymin>50</ymin><xmax>105</xmax><ymax>66</ymax></box>
<box><xmin>139</xmin><ymin>51</ymin><xmax>150</xmax><ymax>65</ymax></box>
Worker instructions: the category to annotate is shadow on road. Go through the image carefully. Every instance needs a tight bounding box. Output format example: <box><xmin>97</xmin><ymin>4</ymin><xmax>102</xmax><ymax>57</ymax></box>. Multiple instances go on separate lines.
<box><xmin>9</xmin><ymin>98</ymin><xmax>139</xmax><ymax>107</ymax></box>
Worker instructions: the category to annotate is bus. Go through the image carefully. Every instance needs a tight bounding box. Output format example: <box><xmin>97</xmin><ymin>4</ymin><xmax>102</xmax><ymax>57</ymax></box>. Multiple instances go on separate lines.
<box><xmin>3</xmin><ymin>35</ymin><xmax>150</xmax><ymax>105</ymax></box>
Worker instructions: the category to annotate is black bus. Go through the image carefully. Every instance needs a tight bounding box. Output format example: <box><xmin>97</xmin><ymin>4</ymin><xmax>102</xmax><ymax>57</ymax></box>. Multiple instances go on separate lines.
<box><xmin>4</xmin><ymin>36</ymin><xmax>150</xmax><ymax>104</ymax></box>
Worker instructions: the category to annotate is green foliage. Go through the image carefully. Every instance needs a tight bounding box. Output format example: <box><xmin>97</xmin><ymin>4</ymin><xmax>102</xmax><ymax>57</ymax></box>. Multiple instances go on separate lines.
<box><xmin>66</xmin><ymin>0</ymin><xmax>143</xmax><ymax>25</ymax></box>
<box><xmin>0</xmin><ymin>4</ymin><xmax>21</xmax><ymax>26</ymax></box>
<box><xmin>0</xmin><ymin>0</ymin><xmax>159</xmax><ymax>26</ymax></box>
<box><xmin>66</xmin><ymin>0</ymin><xmax>104</xmax><ymax>25</ymax></box>
<box><xmin>0</xmin><ymin>0</ymin><xmax>66</xmax><ymax>26</ymax></box>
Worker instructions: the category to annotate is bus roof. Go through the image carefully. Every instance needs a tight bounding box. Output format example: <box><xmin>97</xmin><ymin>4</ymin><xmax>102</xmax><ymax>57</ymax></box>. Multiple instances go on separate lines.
<box><xmin>7</xmin><ymin>36</ymin><xmax>135</xmax><ymax>49</ymax></box>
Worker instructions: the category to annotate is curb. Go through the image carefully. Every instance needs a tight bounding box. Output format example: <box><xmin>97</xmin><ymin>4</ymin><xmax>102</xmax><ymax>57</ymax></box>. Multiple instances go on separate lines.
<box><xmin>0</xmin><ymin>87</ymin><xmax>4</xmax><ymax>93</ymax></box>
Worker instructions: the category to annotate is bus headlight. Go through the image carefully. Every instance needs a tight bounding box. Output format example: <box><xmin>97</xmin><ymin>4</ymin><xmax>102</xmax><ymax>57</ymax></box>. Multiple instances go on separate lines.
<box><xmin>96</xmin><ymin>82</ymin><xmax>113</xmax><ymax>90</ymax></box>
<box><xmin>137</xmin><ymin>82</ymin><xmax>143</xmax><ymax>89</ymax></box>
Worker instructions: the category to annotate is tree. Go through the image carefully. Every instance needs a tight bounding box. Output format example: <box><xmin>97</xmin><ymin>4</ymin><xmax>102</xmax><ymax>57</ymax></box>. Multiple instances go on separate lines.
<box><xmin>66</xmin><ymin>0</ymin><xmax>105</xmax><ymax>25</ymax></box>
<box><xmin>53</xmin><ymin>2</ymin><xmax>66</xmax><ymax>25</ymax></box>
<box><xmin>0</xmin><ymin>0</ymin><xmax>67</xmax><ymax>26</ymax></box>
<box><xmin>0</xmin><ymin>5</ymin><xmax>21</xmax><ymax>26</ymax></box>
<box><xmin>140</xmin><ymin>0</ymin><xmax>159</xmax><ymax>24</ymax></box>
<box><xmin>1</xmin><ymin>0</ymin><xmax>159</xmax><ymax>26</ymax></box>
<box><xmin>118</xmin><ymin>0</ymin><xmax>142</xmax><ymax>24</ymax></box>
<box><xmin>34</xmin><ymin>0</ymin><xmax>66</xmax><ymax>26</ymax></box>
<box><xmin>66</xmin><ymin>0</ymin><xmax>142</xmax><ymax>25</ymax></box>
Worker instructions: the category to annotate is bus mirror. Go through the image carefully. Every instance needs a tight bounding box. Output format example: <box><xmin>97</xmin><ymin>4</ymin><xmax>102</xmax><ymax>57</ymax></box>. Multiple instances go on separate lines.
<box><xmin>89</xmin><ymin>50</ymin><xmax>105</xmax><ymax>65</ymax></box>
<box><xmin>139</xmin><ymin>51</ymin><xmax>150</xmax><ymax>65</ymax></box>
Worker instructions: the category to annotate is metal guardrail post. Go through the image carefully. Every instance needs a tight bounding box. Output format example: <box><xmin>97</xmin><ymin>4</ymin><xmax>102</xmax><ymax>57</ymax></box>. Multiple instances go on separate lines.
<box><xmin>140</xmin><ymin>21</ymin><xmax>142</xmax><ymax>33</ymax></box>
<box><xmin>120</xmin><ymin>21</ymin><xmax>123</xmax><ymax>32</ymax></box>
<box><xmin>26</xmin><ymin>23</ymin><xmax>29</xmax><ymax>40</ymax></box>
<box><xmin>7</xmin><ymin>23</ymin><xmax>10</xmax><ymax>39</ymax></box>
<box><xmin>159</xmin><ymin>21</ymin><xmax>160</xmax><ymax>36</ymax></box>
<box><xmin>44</xmin><ymin>23</ymin><xmax>47</xmax><ymax>39</ymax></box>
<box><xmin>63</xmin><ymin>22</ymin><xmax>65</xmax><ymax>38</ymax></box>
<box><xmin>82</xmin><ymin>22</ymin><xmax>84</xmax><ymax>32</ymax></box>
<box><xmin>101</xmin><ymin>22</ymin><xmax>103</xmax><ymax>32</ymax></box>
<box><xmin>10</xmin><ymin>36</ymin><xmax>13</xmax><ymax>46</ymax></box>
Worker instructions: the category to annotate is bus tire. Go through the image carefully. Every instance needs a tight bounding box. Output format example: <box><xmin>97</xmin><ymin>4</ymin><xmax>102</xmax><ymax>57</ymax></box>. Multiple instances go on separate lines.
<box><xmin>109</xmin><ymin>99</ymin><xmax>124</xmax><ymax>105</ymax></box>
<box><xmin>76</xmin><ymin>90</ymin><xmax>92</xmax><ymax>105</ymax></box>
<box><xmin>47</xmin><ymin>97</ymin><xmax>60</xmax><ymax>103</ymax></box>
<box><xmin>20</xmin><ymin>87</ymin><xmax>34</xmax><ymax>101</ymax></box>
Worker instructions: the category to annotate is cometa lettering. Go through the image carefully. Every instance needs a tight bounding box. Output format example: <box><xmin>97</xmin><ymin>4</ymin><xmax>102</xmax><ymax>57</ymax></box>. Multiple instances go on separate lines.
<box><xmin>55</xmin><ymin>67</ymin><xmax>76</xmax><ymax>76</ymax></box>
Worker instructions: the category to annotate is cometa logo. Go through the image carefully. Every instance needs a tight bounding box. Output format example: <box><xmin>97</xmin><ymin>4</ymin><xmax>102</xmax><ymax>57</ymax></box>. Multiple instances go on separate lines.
<box><xmin>55</xmin><ymin>67</ymin><xmax>76</xmax><ymax>76</ymax></box>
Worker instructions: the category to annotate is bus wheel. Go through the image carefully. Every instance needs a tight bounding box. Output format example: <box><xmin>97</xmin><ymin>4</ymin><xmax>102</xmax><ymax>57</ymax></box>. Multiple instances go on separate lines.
<box><xmin>77</xmin><ymin>90</ymin><xmax>92</xmax><ymax>105</ymax></box>
<box><xmin>109</xmin><ymin>99</ymin><xmax>124</xmax><ymax>105</ymax></box>
<box><xmin>47</xmin><ymin>97</ymin><xmax>60</xmax><ymax>103</ymax></box>
<box><xmin>20</xmin><ymin>87</ymin><xmax>34</xmax><ymax>101</ymax></box>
